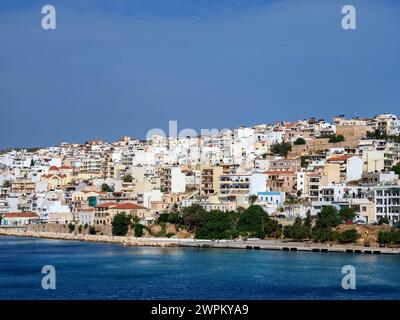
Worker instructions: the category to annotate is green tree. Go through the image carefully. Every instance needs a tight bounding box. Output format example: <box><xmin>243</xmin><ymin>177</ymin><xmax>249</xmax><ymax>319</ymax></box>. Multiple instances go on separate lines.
<box><xmin>264</xmin><ymin>218</ymin><xmax>282</xmax><ymax>238</ymax></box>
<box><xmin>367</xmin><ymin>129</ymin><xmax>388</xmax><ymax>140</ymax></box>
<box><xmin>123</xmin><ymin>175</ymin><xmax>133</xmax><ymax>183</ymax></box>
<box><xmin>339</xmin><ymin>207</ymin><xmax>356</xmax><ymax>222</ymax></box>
<box><xmin>101</xmin><ymin>183</ymin><xmax>113</xmax><ymax>192</ymax></box>
<box><xmin>329</xmin><ymin>135</ymin><xmax>345</xmax><ymax>143</ymax></box>
<box><xmin>78</xmin><ymin>225</ymin><xmax>83</xmax><ymax>233</ymax></box>
<box><xmin>195</xmin><ymin>210</ymin><xmax>237</xmax><ymax>240</ymax></box>
<box><xmin>391</xmin><ymin>163</ymin><xmax>400</xmax><ymax>176</ymax></box>
<box><xmin>378</xmin><ymin>216</ymin><xmax>390</xmax><ymax>225</ymax></box>
<box><xmin>269</xmin><ymin>142</ymin><xmax>292</xmax><ymax>158</ymax></box>
<box><xmin>294</xmin><ymin>137</ymin><xmax>306</xmax><ymax>145</ymax></box>
<box><xmin>248</xmin><ymin>194</ymin><xmax>258</xmax><ymax>205</ymax></box>
<box><xmin>303</xmin><ymin>210</ymin><xmax>312</xmax><ymax>228</ymax></box>
<box><xmin>237</xmin><ymin>205</ymin><xmax>268</xmax><ymax>235</ymax></box>
<box><xmin>157</xmin><ymin>212</ymin><xmax>183</xmax><ymax>225</ymax></box>
<box><xmin>181</xmin><ymin>204</ymin><xmax>206</xmax><ymax>231</ymax></box>
<box><xmin>89</xmin><ymin>226</ymin><xmax>97</xmax><ymax>235</ymax></box>
<box><xmin>316</xmin><ymin>206</ymin><xmax>340</xmax><ymax>229</ymax></box>
<box><xmin>111</xmin><ymin>212</ymin><xmax>131</xmax><ymax>236</ymax></box>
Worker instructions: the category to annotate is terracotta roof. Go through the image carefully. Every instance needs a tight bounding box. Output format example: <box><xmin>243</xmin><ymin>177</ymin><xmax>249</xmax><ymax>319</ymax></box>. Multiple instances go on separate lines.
<box><xmin>4</xmin><ymin>212</ymin><xmax>39</xmax><ymax>218</ymax></box>
<box><xmin>264</xmin><ymin>170</ymin><xmax>295</xmax><ymax>175</ymax></box>
<box><xmin>96</xmin><ymin>202</ymin><xmax>119</xmax><ymax>208</ymax></box>
<box><xmin>110</xmin><ymin>203</ymin><xmax>148</xmax><ymax>210</ymax></box>
<box><xmin>59</xmin><ymin>166</ymin><xmax>72</xmax><ymax>169</ymax></box>
<box><xmin>49</xmin><ymin>166</ymin><xmax>58</xmax><ymax>171</ymax></box>
<box><xmin>79</xmin><ymin>208</ymin><xmax>95</xmax><ymax>212</ymax></box>
<box><xmin>42</xmin><ymin>174</ymin><xmax>67</xmax><ymax>179</ymax></box>
<box><xmin>327</xmin><ymin>155</ymin><xmax>353</xmax><ymax>162</ymax></box>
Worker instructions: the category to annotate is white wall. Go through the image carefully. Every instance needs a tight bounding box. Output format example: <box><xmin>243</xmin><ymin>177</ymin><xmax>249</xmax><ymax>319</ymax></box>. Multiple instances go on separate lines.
<box><xmin>171</xmin><ymin>167</ymin><xmax>186</xmax><ymax>194</ymax></box>
<box><xmin>250</xmin><ymin>173</ymin><xmax>267</xmax><ymax>195</ymax></box>
<box><xmin>347</xmin><ymin>156</ymin><xmax>363</xmax><ymax>182</ymax></box>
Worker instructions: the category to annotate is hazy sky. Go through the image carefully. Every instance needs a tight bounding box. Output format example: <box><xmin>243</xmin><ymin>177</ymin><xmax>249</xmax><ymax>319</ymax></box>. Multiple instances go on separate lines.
<box><xmin>0</xmin><ymin>0</ymin><xmax>399</xmax><ymax>148</ymax></box>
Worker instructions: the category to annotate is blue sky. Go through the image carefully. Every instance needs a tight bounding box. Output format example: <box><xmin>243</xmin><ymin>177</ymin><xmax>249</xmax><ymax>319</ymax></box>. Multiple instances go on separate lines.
<box><xmin>0</xmin><ymin>0</ymin><xmax>399</xmax><ymax>148</ymax></box>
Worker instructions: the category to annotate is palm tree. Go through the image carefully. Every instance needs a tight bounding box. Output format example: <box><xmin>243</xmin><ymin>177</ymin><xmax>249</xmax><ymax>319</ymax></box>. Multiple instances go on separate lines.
<box><xmin>249</xmin><ymin>194</ymin><xmax>258</xmax><ymax>205</ymax></box>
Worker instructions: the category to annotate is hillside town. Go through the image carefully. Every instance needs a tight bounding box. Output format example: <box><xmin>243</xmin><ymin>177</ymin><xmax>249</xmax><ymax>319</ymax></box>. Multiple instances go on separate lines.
<box><xmin>1</xmin><ymin>113</ymin><xmax>400</xmax><ymax>231</ymax></box>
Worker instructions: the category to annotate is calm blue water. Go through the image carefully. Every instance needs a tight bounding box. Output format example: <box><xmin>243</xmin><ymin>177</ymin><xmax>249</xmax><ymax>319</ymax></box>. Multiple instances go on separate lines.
<box><xmin>0</xmin><ymin>236</ymin><xmax>399</xmax><ymax>300</ymax></box>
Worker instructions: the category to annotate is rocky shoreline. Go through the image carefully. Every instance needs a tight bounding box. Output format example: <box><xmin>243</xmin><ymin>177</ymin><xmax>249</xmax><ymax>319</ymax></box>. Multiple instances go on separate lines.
<box><xmin>0</xmin><ymin>228</ymin><xmax>178</xmax><ymax>247</ymax></box>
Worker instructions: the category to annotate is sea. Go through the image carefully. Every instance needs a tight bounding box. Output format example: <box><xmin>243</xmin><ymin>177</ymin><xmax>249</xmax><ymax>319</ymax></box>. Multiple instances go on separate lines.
<box><xmin>0</xmin><ymin>236</ymin><xmax>399</xmax><ymax>300</ymax></box>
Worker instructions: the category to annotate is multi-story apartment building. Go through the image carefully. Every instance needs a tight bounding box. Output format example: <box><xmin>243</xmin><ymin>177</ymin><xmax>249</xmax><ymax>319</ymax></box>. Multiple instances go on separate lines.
<box><xmin>200</xmin><ymin>165</ymin><xmax>223</xmax><ymax>196</ymax></box>
<box><xmin>374</xmin><ymin>185</ymin><xmax>400</xmax><ymax>223</ymax></box>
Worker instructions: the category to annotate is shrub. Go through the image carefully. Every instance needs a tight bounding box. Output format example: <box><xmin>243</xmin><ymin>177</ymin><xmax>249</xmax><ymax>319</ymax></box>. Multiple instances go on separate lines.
<box><xmin>283</xmin><ymin>224</ymin><xmax>310</xmax><ymax>241</ymax></box>
<box><xmin>67</xmin><ymin>223</ymin><xmax>75</xmax><ymax>233</ymax></box>
<box><xmin>312</xmin><ymin>228</ymin><xmax>333</xmax><ymax>242</ymax></box>
<box><xmin>270</xmin><ymin>142</ymin><xmax>292</xmax><ymax>158</ymax></box>
<box><xmin>89</xmin><ymin>226</ymin><xmax>96</xmax><ymax>235</ymax></box>
<box><xmin>294</xmin><ymin>137</ymin><xmax>306</xmax><ymax>145</ymax></box>
<box><xmin>134</xmin><ymin>224</ymin><xmax>145</xmax><ymax>237</ymax></box>
<box><xmin>334</xmin><ymin>229</ymin><xmax>359</xmax><ymax>243</ymax></box>
<box><xmin>378</xmin><ymin>216</ymin><xmax>390</xmax><ymax>225</ymax></box>
<box><xmin>378</xmin><ymin>230</ymin><xmax>400</xmax><ymax>244</ymax></box>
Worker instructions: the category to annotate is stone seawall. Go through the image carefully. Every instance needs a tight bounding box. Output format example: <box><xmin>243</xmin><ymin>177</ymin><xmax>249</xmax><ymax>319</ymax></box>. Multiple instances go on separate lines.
<box><xmin>1</xmin><ymin>228</ymin><xmax>400</xmax><ymax>255</ymax></box>
<box><xmin>0</xmin><ymin>228</ymin><xmax>176</xmax><ymax>247</ymax></box>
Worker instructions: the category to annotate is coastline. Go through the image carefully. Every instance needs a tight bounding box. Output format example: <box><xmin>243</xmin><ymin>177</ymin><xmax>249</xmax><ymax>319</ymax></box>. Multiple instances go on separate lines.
<box><xmin>1</xmin><ymin>228</ymin><xmax>400</xmax><ymax>255</ymax></box>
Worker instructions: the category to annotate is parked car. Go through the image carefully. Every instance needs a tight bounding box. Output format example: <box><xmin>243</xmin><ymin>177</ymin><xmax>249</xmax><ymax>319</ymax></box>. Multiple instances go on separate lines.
<box><xmin>355</xmin><ymin>220</ymin><xmax>366</xmax><ymax>225</ymax></box>
<box><xmin>379</xmin><ymin>243</ymin><xmax>386</xmax><ymax>248</ymax></box>
<box><xmin>345</xmin><ymin>220</ymin><xmax>353</xmax><ymax>225</ymax></box>
<box><xmin>364</xmin><ymin>242</ymin><xmax>370</xmax><ymax>247</ymax></box>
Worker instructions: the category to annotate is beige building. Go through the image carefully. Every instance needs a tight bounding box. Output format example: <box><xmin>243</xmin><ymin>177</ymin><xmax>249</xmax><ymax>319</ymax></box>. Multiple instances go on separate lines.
<box><xmin>10</xmin><ymin>181</ymin><xmax>36</xmax><ymax>194</ymax></box>
<box><xmin>200</xmin><ymin>165</ymin><xmax>223</xmax><ymax>196</ymax></box>
<box><xmin>94</xmin><ymin>202</ymin><xmax>151</xmax><ymax>225</ymax></box>
<box><xmin>265</xmin><ymin>170</ymin><xmax>297</xmax><ymax>194</ymax></box>
<box><xmin>336</xmin><ymin>124</ymin><xmax>368</xmax><ymax>140</ymax></box>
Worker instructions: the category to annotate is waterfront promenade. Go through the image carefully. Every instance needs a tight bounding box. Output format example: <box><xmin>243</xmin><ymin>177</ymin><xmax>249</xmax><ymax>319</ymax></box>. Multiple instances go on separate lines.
<box><xmin>1</xmin><ymin>227</ymin><xmax>399</xmax><ymax>255</ymax></box>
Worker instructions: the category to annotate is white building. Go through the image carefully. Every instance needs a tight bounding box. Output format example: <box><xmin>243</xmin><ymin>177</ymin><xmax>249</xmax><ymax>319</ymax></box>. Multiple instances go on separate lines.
<box><xmin>346</xmin><ymin>156</ymin><xmax>363</xmax><ymax>182</ymax></box>
<box><xmin>78</xmin><ymin>208</ymin><xmax>95</xmax><ymax>226</ymax></box>
<box><xmin>374</xmin><ymin>185</ymin><xmax>400</xmax><ymax>223</ymax></box>
<box><xmin>171</xmin><ymin>167</ymin><xmax>186</xmax><ymax>194</ymax></box>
